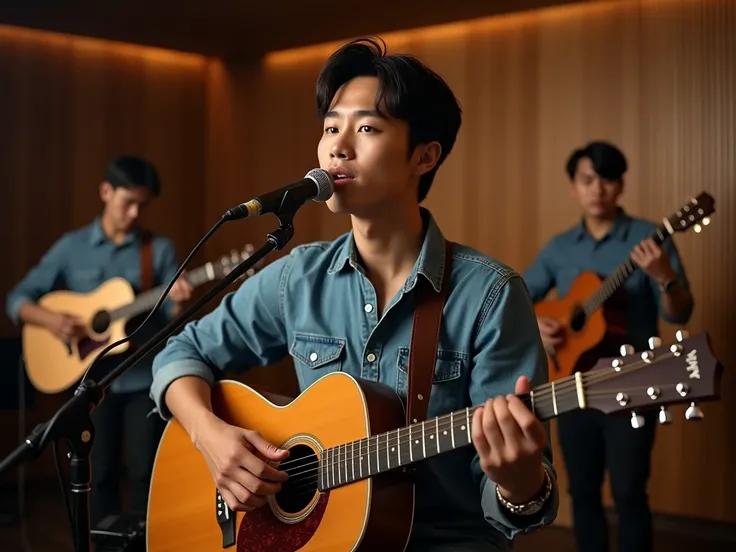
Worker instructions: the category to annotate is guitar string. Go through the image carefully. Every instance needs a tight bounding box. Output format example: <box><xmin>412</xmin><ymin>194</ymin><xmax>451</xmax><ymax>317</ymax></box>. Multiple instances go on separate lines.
<box><xmin>276</xmin><ymin>349</ymin><xmax>678</xmax><ymax>483</ymax></box>
<box><xmin>273</xmin><ymin>360</ymin><xmax>593</xmax><ymax>471</ymax></box>
<box><xmin>275</xmin><ymin>347</ymin><xmax>669</xmax><ymax>472</ymax></box>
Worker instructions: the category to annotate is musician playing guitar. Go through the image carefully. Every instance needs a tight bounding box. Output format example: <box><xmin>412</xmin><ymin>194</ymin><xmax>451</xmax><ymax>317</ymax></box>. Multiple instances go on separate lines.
<box><xmin>522</xmin><ymin>141</ymin><xmax>694</xmax><ymax>552</ymax></box>
<box><xmin>150</xmin><ymin>38</ymin><xmax>559</xmax><ymax>550</ymax></box>
<box><xmin>5</xmin><ymin>155</ymin><xmax>194</xmax><ymax>528</ymax></box>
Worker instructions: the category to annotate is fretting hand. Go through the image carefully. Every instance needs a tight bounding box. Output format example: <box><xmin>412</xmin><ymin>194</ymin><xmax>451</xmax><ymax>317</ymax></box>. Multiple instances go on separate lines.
<box><xmin>631</xmin><ymin>238</ymin><xmax>676</xmax><ymax>284</ymax></box>
<box><xmin>471</xmin><ymin>375</ymin><xmax>547</xmax><ymax>504</ymax></box>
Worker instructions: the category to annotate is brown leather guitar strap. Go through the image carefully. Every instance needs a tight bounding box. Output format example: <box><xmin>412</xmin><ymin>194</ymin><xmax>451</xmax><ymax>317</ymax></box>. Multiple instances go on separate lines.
<box><xmin>406</xmin><ymin>240</ymin><xmax>453</xmax><ymax>426</ymax></box>
<box><xmin>139</xmin><ymin>230</ymin><xmax>153</xmax><ymax>293</ymax></box>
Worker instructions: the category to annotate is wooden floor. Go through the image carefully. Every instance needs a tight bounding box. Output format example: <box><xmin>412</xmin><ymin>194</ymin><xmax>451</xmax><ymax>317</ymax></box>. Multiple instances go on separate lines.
<box><xmin>1</xmin><ymin>484</ymin><xmax>733</xmax><ymax>551</ymax></box>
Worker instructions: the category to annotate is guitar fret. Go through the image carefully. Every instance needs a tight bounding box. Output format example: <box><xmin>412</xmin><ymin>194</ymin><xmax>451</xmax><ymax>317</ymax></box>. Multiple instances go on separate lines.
<box><xmin>450</xmin><ymin>412</ymin><xmax>455</xmax><ymax>448</ymax></box>
<box><xmin>397</xmin><ymin>429</ymin><xmax>402</xmax><ymax>465</ymax></box>
<box><xmin>331</xmin><ymin>447</ymin><xmax>335</xmax><ymax>486</ymax></box>
<box><xmin>409</xmin><ymin>426</ymin><xmax>414</xmax><ymax>462</ymax></box>
<box><xmin>359</xmin><ymin>440</ymin><xmax>363</xmax><ymax>478</ymax></box>
<box><xmin>351</xmin><ymin>441</ymin><xmax>356</xmax><ymax>482</ymax></box>
<box><xmin>435</xmin><ymin>417</ymin><xmax>440</xmax><ymax>454</ymax></box>
<box><xmin>367</xmin><ymin>437</ymin><xmax>371</xmax><ymax>475</ymax></box>
<box><xmin>374</xmin><ymin>436</ymin><xmax>380</xmax><ymax>473</ymax></box>
<box><xmin>421</xmin><ymin>422</ymin><xmax>426</xmax><ymax>459</ymax></box>
<box><xmin>386</xmin><ymin>432</ymin><xmax>390</xmax><ymax>469</ymax></box>
<box><xmin>343</xmin><ymin>444</ymin><xmax>348</xmax><ymax>484</ymax></box>
<box><xmin>465</xmin><ymin>408</ymin><xmax>471</xmax><ymax>443</ymax></box>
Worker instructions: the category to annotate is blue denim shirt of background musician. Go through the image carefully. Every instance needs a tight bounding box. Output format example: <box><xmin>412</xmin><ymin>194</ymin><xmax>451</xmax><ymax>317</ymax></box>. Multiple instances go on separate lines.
<box><xmin>150</xmin><ymin>38</ymin><xmax>559</xmax><ymax>551</ymax></box>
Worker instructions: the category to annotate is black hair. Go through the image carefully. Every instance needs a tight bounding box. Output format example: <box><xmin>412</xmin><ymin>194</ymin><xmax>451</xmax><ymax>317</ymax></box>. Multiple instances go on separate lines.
<box><xmin>565</xmin><ymin>141</ymin><xmax>628</xmax><ymax>182</ymax></box>
<box><xmin>105</xmin><ymin>155</ymin><xmax>161</xmax><ymax>196</ymax></box>
<box><xmin>316</xmin><ymin>37</ymin><xmax>462</xmax><ymax>203</ymax></box>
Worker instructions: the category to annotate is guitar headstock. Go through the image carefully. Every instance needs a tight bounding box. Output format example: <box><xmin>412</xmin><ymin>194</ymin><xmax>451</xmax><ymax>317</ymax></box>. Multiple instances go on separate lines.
<box><xmin>666</xmin><ymin>191</ymin><xmax>715</xmax><ymax>234</ymax></box>
<box><xmin>217</xmin><ymin>244</ymin><xmax>264</xmax><ymax>280</ymax></box>
<box><xmin>584</xmin><ymin>331</ymin><xmax>722</xmax><ymax>426</ymax></box>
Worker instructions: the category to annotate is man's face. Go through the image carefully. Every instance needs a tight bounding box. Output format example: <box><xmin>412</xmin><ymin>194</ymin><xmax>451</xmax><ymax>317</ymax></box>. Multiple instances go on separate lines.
<box><xmin>317</xmin><ymin>76</ymin><xmax>430</xmax><ymax>217</ymax></box>
<box><xmin>569</xmin><ymin>156</ymin><xmax>622</xmax><ymax>218</ymax></box>
<box><xmin>100</xmin><ymin>182</ymin><xmax>153</xmax><ymax>233</ymax></box>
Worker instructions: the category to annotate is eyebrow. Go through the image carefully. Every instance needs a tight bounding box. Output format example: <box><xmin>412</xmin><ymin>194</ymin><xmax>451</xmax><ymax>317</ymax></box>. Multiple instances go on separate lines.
<box><xmin>323</xmin><ymin>109</ymin><xmax>385</xmax><ymax>119</ymax></box>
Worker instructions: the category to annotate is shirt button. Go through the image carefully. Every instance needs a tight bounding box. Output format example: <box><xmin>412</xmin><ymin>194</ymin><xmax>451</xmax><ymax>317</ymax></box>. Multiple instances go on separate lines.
<box><xmin>364</xmin><ymin>303</ymin><xmax>373</xmax><ymax>313</ymax></box>
<box><xmin>366</xmin><ymin>353</ymin><xmax>376</xmax><ymax>363</ymax></box>
<box><xmin>309</xmin><ymin>352</ymin><xmax>318</xmax><ymax>362</ymax></box>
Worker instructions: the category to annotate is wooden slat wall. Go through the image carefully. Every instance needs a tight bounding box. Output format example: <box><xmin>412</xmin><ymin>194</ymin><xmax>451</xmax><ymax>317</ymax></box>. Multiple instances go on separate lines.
<box><xmin>206</xmin><ymin>0</ymin><xmax>736</xmax><ymax>525</ymax></box>
<box><xmin>0</xmin><ymin>25</ymin><xmax>211</xmax><ymax>480</ymax></box>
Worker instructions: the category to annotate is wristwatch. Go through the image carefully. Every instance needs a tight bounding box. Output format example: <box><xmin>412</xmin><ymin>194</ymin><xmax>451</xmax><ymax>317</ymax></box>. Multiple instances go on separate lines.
<box><xmin>659</xmin><ymin>278</ymin><xmax>679</xmax><ymax>293</ymax></box>
<box><xmin>496</xmin><ymin>466</ymin><xmax>553</xmax><ymax>516</ymax></box>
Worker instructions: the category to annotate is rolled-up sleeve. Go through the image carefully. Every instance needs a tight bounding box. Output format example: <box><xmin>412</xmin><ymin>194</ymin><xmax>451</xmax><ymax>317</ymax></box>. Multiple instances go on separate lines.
<box><xmin>150</xmin><ymin>254</ymin><xmax>292</xmax><ymax>419</ymax></box>
<box><xmin>469</xmin><ymin>273</ymin><xmax>559</xmax><ymax>538</ymax></box>
<box><xmin>6</xmin><ymin>235</ymin><xmax>70</xmax><ymax>325</ymax></box>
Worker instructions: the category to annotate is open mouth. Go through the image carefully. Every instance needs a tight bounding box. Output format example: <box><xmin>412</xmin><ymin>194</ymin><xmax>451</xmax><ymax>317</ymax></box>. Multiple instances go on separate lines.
<box><xmin>329</xmin><ymin>168</ymin><xmax>355</xmax><ymax>185</ymax></box>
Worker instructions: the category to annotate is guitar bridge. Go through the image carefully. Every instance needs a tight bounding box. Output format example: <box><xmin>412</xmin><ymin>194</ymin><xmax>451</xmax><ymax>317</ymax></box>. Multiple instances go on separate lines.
<box><xmin>216</xmin><ymin>489</ymin><xmax>236</xmax><ymax>548</ymax></box>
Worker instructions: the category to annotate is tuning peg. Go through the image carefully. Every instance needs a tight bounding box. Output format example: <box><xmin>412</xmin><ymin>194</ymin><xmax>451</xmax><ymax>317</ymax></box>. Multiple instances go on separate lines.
<box><xmin>702</xmin><ymin>217</ymin><xmax>710</xmax><ymax>226</ymax></box>
<box><xmin>676</xmin><ymin>330</ymin><xmax>689</xmax><ymax>342</ymax></box>
<box><xmin>630</xmin><ymin>411</ymin><xmax>645</xmax><ymax>429</ymax></box>
<box><xmin>648</xmin><ymin>337</ymin><xmax>662</xmax><ymax>349</ymax></box>
<box><xmin>658</xmin><ymin>406</ymin><xmax>672</xmax><ymax>425</ymax></box>
<box><xmin>620</xmin><ymin>344</ymin><xmax>634</xmax><ymax>356</ymax></box>
<box><xmin>685</xmin><ymin>402</ymin><xmax>703</xmax><ymax>421</ymax></box>
<box><xmin>694</xmin><ymin>224</ymin><xmax>702</xmax><ymax>233</ymax></box>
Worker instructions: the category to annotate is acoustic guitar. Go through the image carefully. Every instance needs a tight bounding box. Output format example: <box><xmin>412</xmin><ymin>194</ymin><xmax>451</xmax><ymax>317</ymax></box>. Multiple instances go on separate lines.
<box><xmin>22</xmin><ymin>245</ymin><xmax>259</xmax><ymax>394</ymax></box>
<box><xmin>535</xmin><ymin>192</ymin><xmax>715</xmax><ymax>383</ymax></box>
<box><xmin>147</xmin><ymin>331</ymin><xmax>722</xmax><ymax>552</ymax></box>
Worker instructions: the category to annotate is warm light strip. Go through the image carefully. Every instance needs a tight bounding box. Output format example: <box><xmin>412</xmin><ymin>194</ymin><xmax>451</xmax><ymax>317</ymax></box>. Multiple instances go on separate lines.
<box><xmin>0</xmin><ymin>24</ymin><xmax>210</xmax><ymax>66</ymax></box>
<box><xmin>263</xmin><ymin>0</ymin><xmax>651</xmax><ymax>67</ymax></box>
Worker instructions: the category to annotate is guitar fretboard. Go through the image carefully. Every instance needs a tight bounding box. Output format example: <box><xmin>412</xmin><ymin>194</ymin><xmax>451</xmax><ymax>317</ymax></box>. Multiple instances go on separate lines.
<box><xmin>318</xmin><ymin>378</ymin><xmax>581</xmax><ymax>491</ymax></box>
<box><xmin>581</xmin><ymin>222</ymin><xmax>671</xmax><ymax>316</ymax></box>
<box><xmin>109</xmin><ymin>256</ymin><xmax>243</xmax><ymax>322</ymax></box>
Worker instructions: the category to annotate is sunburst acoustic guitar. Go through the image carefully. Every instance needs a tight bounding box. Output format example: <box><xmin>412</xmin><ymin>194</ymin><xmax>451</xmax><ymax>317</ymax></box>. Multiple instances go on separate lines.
<box><xmin>22</xmin><ymin>245</ymin><xmax>259</xmax><ymax>394</ymax></box>
<box><xmin>534</xmin><ymin>192</ymin><xmax>715</xmax><ymax>383</ymax></box>
<box><xmin>147</xmin><ymin>331</ymin><xmax>722</xmax><ymax>552</ymax></box>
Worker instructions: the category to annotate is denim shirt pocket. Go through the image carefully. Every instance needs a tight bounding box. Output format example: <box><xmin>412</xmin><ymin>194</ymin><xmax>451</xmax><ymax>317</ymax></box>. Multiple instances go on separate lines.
<box><xmin>290</xmin><ymin>332</ymin><xmax>346</xmax><ymax>389</ymax></box>
<box><xmin>396</xmin><ymin>347</ymin><xmax>467</xmax><ymax>414</ymax></box>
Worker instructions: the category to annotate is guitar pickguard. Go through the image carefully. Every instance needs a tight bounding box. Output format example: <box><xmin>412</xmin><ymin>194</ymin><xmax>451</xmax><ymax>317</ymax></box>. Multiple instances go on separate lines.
<box><xmin>236</xmin><ymin>492</ymin><xmax>330</xmax><ymax>552</ymax></box>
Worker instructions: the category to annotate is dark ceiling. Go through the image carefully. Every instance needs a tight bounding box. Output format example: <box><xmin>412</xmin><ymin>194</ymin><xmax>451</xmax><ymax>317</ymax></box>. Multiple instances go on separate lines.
<box><xmin>0</xmin><ymin>0</ymin><xmax>593</xmax><ymax>58</ymax></box>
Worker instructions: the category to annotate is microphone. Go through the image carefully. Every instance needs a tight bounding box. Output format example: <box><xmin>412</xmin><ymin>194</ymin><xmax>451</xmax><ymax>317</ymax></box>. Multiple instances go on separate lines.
<box><xmin>223</xmin><ymin>168</ymin><xmax>334</xmax><ymax>221</ymax></box>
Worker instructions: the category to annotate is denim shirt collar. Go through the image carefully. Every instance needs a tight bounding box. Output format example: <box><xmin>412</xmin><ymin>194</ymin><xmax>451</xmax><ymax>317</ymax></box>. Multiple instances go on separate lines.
<box><xmin>327</xmin><ymin>207</ymin><xmax>447</xmax><ymax>294</ymax></box>
<box><xmin>89</xmin><ymin>217</ymin><xmax>140</xmax><ymax>247</ymax></box>
<box><xmin>573</xmin><ymin>207</ymin><xmax>632</xmax><ymax>243</ymax></box>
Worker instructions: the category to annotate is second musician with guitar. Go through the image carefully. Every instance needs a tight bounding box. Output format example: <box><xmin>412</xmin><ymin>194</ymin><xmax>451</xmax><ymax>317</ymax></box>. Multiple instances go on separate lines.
<box><xmin>5</xmin><ymin>155</ymin><xmax>194</xmax><ymax>527</ymax></box>
<box><xmin>523</xmin><ymin>141</ymin><xmax>695</xmax><ymax>552</ymax></box>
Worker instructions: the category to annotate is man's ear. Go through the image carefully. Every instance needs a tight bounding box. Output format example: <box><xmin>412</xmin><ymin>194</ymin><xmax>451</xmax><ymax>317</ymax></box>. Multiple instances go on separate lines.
<box><xmin>413</xmin><ymin>141</ymin><xmax>442</xmax><ymax>177</ymax></box>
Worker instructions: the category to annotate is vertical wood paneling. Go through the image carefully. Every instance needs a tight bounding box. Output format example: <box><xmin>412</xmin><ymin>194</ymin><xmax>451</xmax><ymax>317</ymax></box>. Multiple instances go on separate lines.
<box><xmin>213</xmin><ymin>0</ymin><xmax>736</xmax><ymax>524</ymax></box>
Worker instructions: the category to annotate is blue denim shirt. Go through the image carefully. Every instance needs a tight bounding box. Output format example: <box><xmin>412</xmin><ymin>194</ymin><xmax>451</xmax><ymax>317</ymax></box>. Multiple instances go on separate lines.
<box><xmin>151</xmin><ymin>208</ymin><xmax>558</xmax><ymax>550</ymax></box>
<box><xmin>6</xmin><ymin>218</ymin><xmax>179</xmax><ymax>393</ymax></box>
<box><xmin>522</xmin><ymin>209</ymin><xmax>694</xmax><ymax>351</ymax></box>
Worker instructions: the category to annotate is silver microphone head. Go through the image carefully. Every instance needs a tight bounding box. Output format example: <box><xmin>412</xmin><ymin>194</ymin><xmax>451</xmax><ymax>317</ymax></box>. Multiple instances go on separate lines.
<box><xmin>305</xmin><ymin>168</ymin><xmax>334</xmax><ymax>203</ymax></box>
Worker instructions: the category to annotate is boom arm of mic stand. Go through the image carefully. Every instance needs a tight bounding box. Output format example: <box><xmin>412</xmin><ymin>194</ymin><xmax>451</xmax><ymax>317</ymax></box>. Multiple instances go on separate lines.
<box><xmin>0</xmin><ymin>214</ymin><xmax>296</xmax><ymax>552</ymax></box>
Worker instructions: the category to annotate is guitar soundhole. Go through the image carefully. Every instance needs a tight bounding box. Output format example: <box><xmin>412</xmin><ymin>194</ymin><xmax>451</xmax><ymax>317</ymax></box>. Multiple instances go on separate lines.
<box><xmin>91</xmin><ymin>310</ymin><xmax>111</xmax><ymax>334</ymax></box>
<box><xmin>274</xmin><ymin>444</ymin><xmax>318</xmax><ymax>515</ymax></box>
<box><xmin>569</xmin><ymin>306</ymin><xmax>586</xmax><ymax>332</ymax></box>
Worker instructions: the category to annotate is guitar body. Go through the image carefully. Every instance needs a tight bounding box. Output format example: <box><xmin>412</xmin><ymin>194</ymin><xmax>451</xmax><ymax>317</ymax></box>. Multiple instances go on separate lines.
<box><xmin>534</xmin><ymin>271</ymin><xmax>607</xmax><ymax>382</ymax></box>
<box><xmin>147</xmin><ymin>373</ymin><xmax>415</xmax><ymax>552</ymax></box>
<box><xmin>22</xmin><ymin>277</ymin><xmax>135</xmax><ymax>394</ymax></box>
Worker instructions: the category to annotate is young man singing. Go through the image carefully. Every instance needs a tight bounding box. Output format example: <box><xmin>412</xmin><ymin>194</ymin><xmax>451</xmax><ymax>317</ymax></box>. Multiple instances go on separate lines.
<box><xmin>6</xmin><ymin>155</ymin><xmax>194</xmax><ymax>527</ymax></box>
<box><xmin>523</xmin><ymin>141</ymin><xmax>694</xmax><ymax>552</ymax></box>
<box><xmin>150</xmin><ymin>38</ymin><xmax>558</xmax><ymax>550</ymax></box>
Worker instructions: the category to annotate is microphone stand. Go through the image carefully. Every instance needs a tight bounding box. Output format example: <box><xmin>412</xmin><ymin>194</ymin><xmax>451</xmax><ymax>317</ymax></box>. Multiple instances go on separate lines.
<box><xmin>0</xmin><ymin>209</ymin><xmax>298</xmax><ymax>552</ymax></box>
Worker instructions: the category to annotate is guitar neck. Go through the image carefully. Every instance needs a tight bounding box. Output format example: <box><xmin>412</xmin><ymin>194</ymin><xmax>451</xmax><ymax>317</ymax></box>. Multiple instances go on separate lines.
<box><xmin>110</xmin><ymin>263</ymin><xmax>217</xmax><ymax>321</ymax></box>
<box><xmin>581</xmin><ymin>221</ymin><xmax>672</xmax><ymax>316</ymax></box>
<box><xmin>318</xmin><ymin>373</ymin><xmax>582</xmax><ymax>491</ymax></box>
